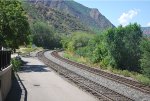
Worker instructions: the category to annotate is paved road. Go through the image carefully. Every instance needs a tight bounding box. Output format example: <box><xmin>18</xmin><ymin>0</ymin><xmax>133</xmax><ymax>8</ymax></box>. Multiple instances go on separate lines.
<box><xmin>7</xmin><ymin>56</ymin><xmax>98</xmax><ymax>101</ymax></box>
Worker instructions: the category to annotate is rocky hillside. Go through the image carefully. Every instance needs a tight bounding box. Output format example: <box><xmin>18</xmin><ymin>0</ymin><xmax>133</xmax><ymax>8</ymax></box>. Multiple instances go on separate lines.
<box><xmin>25</xmin><ymin>0</ymin><xmax>114</xmax><ymax>33</ymax></box>
<box><xmin>22</xmin><ymin>1</ymin><xmax>89</xmax><ymax>34</ymax></box>
<box><xmin>141</xmin><ymin>27</ymin><xmax>150</xmax><ymax>35</ymax></box>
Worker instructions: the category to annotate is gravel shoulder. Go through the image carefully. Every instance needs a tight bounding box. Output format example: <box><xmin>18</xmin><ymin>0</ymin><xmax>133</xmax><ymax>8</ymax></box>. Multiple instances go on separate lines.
<box><xmin>45</xmin><ymin>50</ymin><xmax>150</xmax><ymax>101</ymax></box>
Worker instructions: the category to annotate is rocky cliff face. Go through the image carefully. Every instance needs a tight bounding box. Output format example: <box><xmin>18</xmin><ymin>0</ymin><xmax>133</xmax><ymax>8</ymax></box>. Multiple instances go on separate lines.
<box><xmin>27</xmin><ymin>0</ymin><xmax>114</xmax><ymax>31</ymax></box>
<box><xmin>89</xmin><ymin>8</ymin><xmax>114</xmax><ymax>29</ymax></box>
<box><xmin>90</xmin><ymin>8</ymin><xmax>100</xmax><ymax>20</ymax></box>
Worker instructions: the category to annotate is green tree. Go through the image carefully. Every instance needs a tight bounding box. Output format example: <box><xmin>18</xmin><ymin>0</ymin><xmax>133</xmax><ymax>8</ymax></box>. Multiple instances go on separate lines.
<box><xmin>140</xmin><ymin>38</ymin><xmax>150</xmax><ymax>78</ymax></box>
<box><xmin>0</xmin><ymin>0</ymin><xmax>30</xmax><ymax>50</ymax></box>
<box><xmin>62</xmin><ymin>32</ymin><xmax>93</xmax><ymax>52</ymax></box>
<box><xmin>31</xmin><ymin>21</ymin><xmax>61</xmax><ymax>49</ymax></box>
<box><xmin>105</xmin><ymin>23</ymin><xmax>142</xmax><ymax>71</ymax></box>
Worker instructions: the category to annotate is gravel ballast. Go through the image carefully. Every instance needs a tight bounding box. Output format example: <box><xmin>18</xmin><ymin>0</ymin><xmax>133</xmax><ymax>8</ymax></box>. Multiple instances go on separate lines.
<box><xmin>44</xmin><ymin>51</ymin><xmax>150</xmax><ymax>101</ymax></box>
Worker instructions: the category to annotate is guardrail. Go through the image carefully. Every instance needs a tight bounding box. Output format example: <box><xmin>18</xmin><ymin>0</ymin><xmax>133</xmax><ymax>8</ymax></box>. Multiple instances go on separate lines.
<box><xmin>0</xmin><ymin>51</ymin><xmax>11</xmax><ymax>70</ymax></box>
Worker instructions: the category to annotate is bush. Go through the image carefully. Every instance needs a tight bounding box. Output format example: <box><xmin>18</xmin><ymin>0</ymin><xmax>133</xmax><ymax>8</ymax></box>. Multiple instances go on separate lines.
<box><xmin>75</xmin><ymin>47</ymin><xmax>88</xmax><ymax>57</ymax></box>
<box><xmin>140</xmin><ymin>38</ymin><xmax>150</xmax><ymax>78</ymax></box>
<box><xmin>11</xmin><ymin>58</ymin><xmax>22</xmax><ymax>72</ymax></box>
<box><xmin>101</xmin><ymin>55</ymin><xmax>116</xmax><ymax>67</ymax></box>
<box><xmin>61</xmin><ymin>31</ymin><xmax>93</xmax><ymax>52</ymax></box>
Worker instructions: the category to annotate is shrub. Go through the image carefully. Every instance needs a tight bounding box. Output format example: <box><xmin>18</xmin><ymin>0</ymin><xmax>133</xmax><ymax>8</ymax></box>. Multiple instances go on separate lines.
<box><xmin>75</xmin><ymin>47</ymin><xmax>88</xmax><ymax>57</ymax></box>
<box><xmin>11</xmin><ymin>58</ymin><xmax>22</xmax><ymax>72</ymax></box>
<box><xmin>61</xmin><ymin>31</ymin><xmax>93</xmax><ymax>52</ymax></box>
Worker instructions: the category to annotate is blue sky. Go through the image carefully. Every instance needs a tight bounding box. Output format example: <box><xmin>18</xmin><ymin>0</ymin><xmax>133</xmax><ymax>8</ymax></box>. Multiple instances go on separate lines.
<box><xmin>74</xmin><ymin>0</ymin><xmax>150</xmax><ymax>27</ymax></box>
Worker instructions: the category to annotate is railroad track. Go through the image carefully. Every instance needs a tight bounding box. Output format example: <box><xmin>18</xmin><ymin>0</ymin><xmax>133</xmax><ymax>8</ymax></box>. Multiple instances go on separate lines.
<box><xmin>51</xmin><ymin>51</ymin><xmax>150</xmax><ymax>94</ymax></box>
<box><xmin>37</xmin><ymin>50</ymin><xmax>133</xmax><ymax>101</ymax></box>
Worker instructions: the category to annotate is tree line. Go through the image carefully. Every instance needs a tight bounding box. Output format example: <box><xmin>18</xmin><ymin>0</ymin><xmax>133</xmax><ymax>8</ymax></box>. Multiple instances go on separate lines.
<box><xmin>61</xmin><ymin>23</ymin><xmax>150</xmax><ymax>78</ymax></box>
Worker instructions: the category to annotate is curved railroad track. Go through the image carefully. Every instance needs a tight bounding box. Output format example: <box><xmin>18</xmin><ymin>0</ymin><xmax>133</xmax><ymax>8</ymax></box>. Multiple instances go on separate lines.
<box><xmin>51</xmin><ymin>50</ymin><xmax>150</xmax><ymax>94</ymax></box>
<box><xmin>37</xmin><ymin>50</ymin><xmax>133</xmax><ymax>101</ymax></box>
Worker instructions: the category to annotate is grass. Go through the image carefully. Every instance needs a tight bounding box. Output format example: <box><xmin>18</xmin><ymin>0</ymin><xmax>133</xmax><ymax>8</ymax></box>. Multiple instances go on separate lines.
<box><xmin>17</xmin><ymin>46</ymin><xmax>43</xmax><ymax>56</ymax></box>
<box><xmin>63</xmin><ymin>51</ymin><xmax>150</xmax><ymax>85</ymax></box>
<box><xmin>134</xmin><ymin>74</ymin><xmax>150</xmax><ymax>85</ymax></box>
<box><xmin>64</xmin><ymin>52</ymin><xmax>92</xmax><ymax>66</ymax></box>
<box><xmin>21</xmin><ymin>48</ymin><xmax>36</xmax><ymax>53</ymax></box>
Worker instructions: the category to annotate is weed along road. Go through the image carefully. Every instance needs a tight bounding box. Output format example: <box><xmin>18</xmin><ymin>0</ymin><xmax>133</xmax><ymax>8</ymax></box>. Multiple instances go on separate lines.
<box><xmin>8</xmin><ymin>55</ymin><xmax>98</xmax><ymax>101</ymax></box>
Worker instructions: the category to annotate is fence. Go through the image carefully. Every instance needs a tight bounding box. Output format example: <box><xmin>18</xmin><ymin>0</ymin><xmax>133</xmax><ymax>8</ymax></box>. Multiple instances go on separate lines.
<box><xmin>0</xmin><ymin>51</ymin><xmax>11</xmax><ymax>70</ymax></box>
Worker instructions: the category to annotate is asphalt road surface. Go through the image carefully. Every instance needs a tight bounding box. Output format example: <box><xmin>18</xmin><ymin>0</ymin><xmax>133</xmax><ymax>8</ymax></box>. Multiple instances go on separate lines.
<box><xmin>6</xmin><ymin>56</ymin><xmax>98</xmax><ymax>101</ymax></box>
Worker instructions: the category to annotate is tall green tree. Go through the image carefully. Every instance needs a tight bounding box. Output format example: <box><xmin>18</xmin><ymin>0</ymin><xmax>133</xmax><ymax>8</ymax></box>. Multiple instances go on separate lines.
<box><xmin>31</xmin><ymin>21</ymin><xmax>61</xmax><ymax>49</ymax></box>
<box><xmin>0</xmin><ymin>0</ymin><xmax>30</xmax><ymax>50</ymax></box>
<box><xmin>105</xmin><ymin>23</ymin><xmax>142</xmax><ymax>71</ymax></box>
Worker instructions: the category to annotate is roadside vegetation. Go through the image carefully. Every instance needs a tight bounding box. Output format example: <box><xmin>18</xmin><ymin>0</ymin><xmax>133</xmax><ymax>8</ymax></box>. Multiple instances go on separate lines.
<box><xmin>11</xmin><ymin>58</ymin><xmax>23</xmax><ymax>72</ymax></box>
<box><xmin>61</xmin><ymin>23</ymin><xmax>150</xmax><ymax>85</ymax></box>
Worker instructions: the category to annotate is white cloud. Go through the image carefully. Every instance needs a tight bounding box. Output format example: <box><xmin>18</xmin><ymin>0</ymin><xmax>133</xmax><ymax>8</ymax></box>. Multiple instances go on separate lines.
<box><xmin>147</xmin><ymin>22</ymin><xmax>150</xmax><ymax>27</ymax></box>
<box><xmin>118</xmin><ymin>9</ymin><xmax>139</xmax><ymax>26</ymax></box>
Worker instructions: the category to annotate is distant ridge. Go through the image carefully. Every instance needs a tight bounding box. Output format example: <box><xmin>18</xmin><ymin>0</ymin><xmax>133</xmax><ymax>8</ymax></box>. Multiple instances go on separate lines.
<box><xmin>141</xmin><ymin>27</ymin><xmax>150</xmax><ymax>35</ymax></box>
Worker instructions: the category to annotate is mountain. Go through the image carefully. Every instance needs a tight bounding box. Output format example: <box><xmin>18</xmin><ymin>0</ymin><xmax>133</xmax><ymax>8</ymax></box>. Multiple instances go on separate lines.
<box><xmin>22</xmin><ymin>1</ymin><xmax>89</xmax><ymax>34</ymax></box>
<box><xmin>141</xmin><ymin>27</ymin><xmax>150</xmax><ymax>35</ymax></box>
<box><xmin>24</xmin><ymin>0</ymin><xmax>114</xmax><ymax>33</ymax></box>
